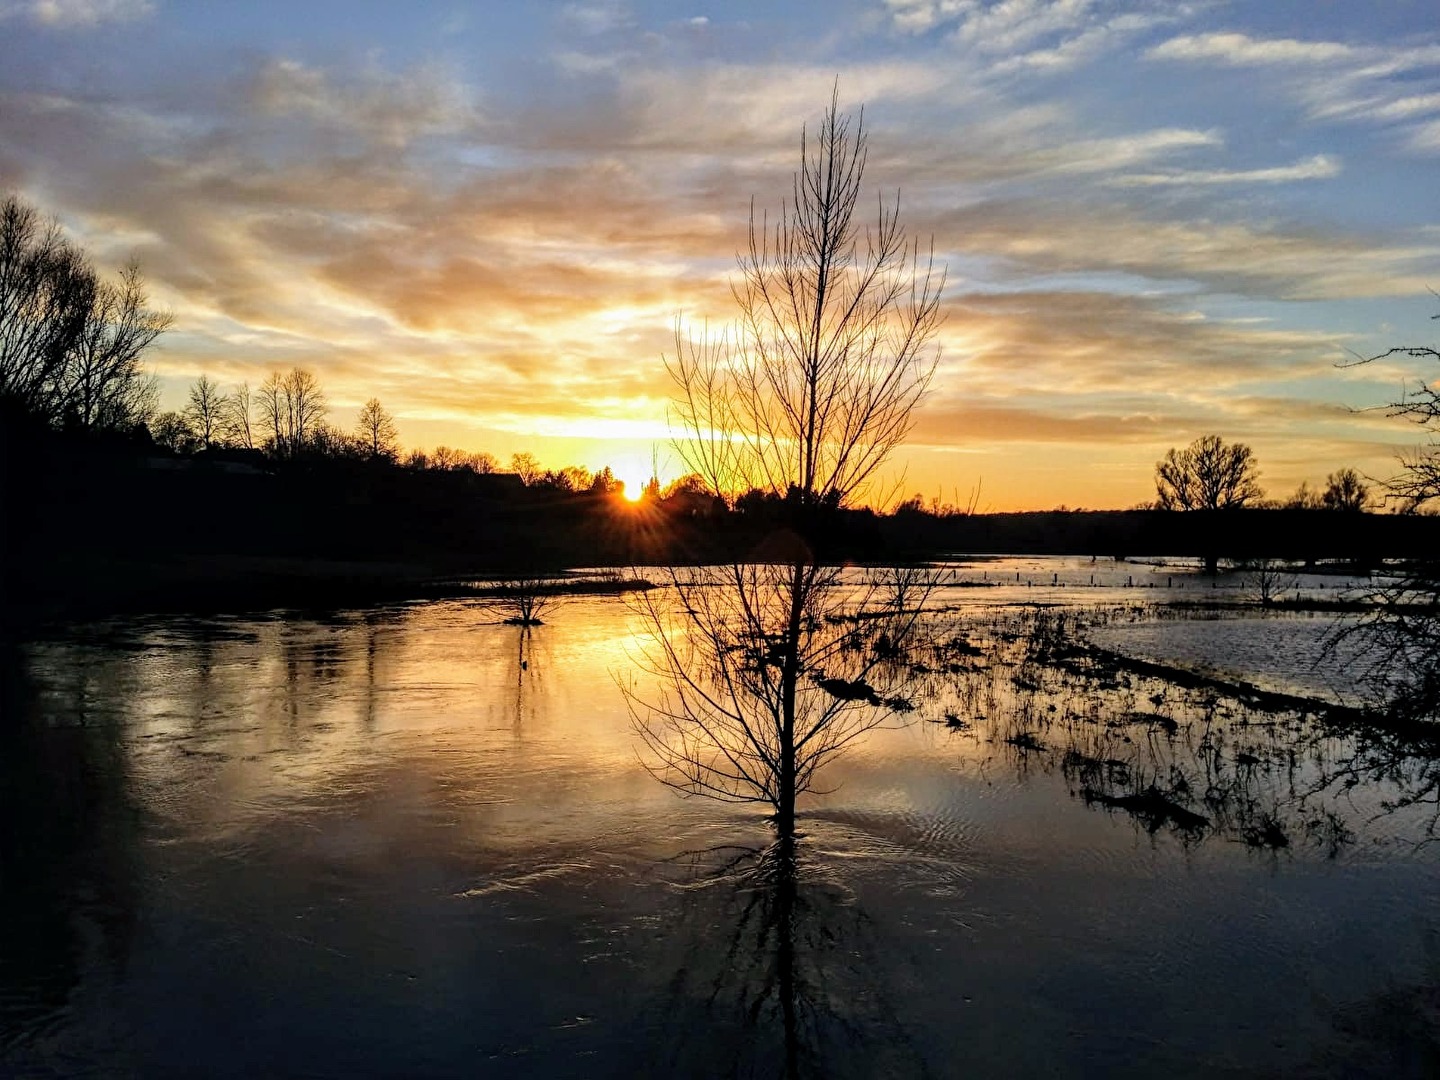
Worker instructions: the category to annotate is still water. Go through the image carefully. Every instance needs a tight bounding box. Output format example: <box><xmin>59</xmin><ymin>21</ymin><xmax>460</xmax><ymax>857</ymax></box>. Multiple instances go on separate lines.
<box><xmin>3</xmin><ymin>568</ymin><xmax>1438</xmax><ymax>1078</ymax></box>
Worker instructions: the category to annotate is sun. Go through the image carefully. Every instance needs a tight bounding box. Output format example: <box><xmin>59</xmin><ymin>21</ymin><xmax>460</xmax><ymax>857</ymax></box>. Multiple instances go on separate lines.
<box><xmin>601</xmin><ymin>452</ymin><xmax>668</xmax><ymax>503</ymax></box>
<box><xmin>613</xmin><ymin>464</ymin><xmax>651</xmax><ymax>501</ymax></box>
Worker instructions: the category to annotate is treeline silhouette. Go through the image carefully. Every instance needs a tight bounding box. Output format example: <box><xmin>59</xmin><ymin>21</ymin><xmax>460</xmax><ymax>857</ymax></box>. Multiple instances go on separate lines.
<box><xmin>6</xmin><ymin>405</ymin><xmax>1438</xmax><ymax>623</ymax></box>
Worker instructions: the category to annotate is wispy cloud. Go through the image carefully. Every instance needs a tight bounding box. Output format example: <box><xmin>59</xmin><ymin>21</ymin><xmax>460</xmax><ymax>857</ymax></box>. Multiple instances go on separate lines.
<box><xmin>1147</xmin><ymin>32</ymin><xmax>1358</xmax><ymax>67</ymax></box>
<box><xmin>1149</xmin><ymin>31</ymin><xmax>1440</xmax><ymax>154</ymax></box>
<box><xmin>250</xmin><ymin>58</ymin><xmax>482</xmax><ymax>150</ymax></box>
<box><xmin>926</xmin><ymin>200</ymin><xmax>1437</xmax><ymax>300</ymax></box>
<box><xmin>886</xmin><ymin>0</ymin><xmax>1095</xmax><ymax>48</ymax></box>
<box><xmin>886</xmin><ymin>0</ymin><xmax>1180</xmax><ymax>76</ymax></box>
<box><xmin>1113</xmin><ymin>153</ymin><xmax>1341</xmax><ymax>187</ymax></box>
<box><xmin>0</xmin><ymin>0</ymin><xmax>153</xmax><ymax>27</ymax></box>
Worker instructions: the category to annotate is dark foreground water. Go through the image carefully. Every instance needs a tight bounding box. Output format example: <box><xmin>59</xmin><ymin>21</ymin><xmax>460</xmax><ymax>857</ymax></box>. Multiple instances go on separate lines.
<box><xmin>3</xmin><ymin>580</ymin><xmax>1439</xmax><ymax>1078</ymax></box>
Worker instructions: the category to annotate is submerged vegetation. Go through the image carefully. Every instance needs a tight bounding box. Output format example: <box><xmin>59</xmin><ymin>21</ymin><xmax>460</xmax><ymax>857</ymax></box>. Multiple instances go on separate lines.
<box><xmin>910</xmin><ymin>602</ymin><xmax>1440</xmax><ymax>851</ymax></box>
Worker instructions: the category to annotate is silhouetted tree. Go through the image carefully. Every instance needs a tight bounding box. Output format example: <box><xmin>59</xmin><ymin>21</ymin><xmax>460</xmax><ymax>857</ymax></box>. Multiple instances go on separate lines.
<box><xmin>589</xmin><ymin>466</ymin><xmax>620</xmax><ymax>495</ymax></box>
<box><xmin>258</xmin><ymin>367</ymin><xmax>326</xmax><ymax>458</ymax></box>
<box><xmin>1239</xmin><ymin>557</ymin><xmax>1297</xmax><ymax>607</ymax></box>
<box><xmin>0</xmin><ymin>194</ymin><xmax>92</xmax><ymax>420</ymax></box>
<box><xmin>1284</xmin><ymin>481</ymin><xmax>1323</xmax><ymax>510</ymax></box>
<box><xmin>1</xmin><ymin>195</ymin><xmax>167</xmax><ymax>430</ymax></box>
<box><xmin>355</xmin><ymin>397</ymin><xmax>398</xmax><ymax>461</ymax></box>
<box><xmin>284</xmin><ymin>368</ymin><xmax>325</xmax><ymax>455</ymax></box>
<box><xmin>1155</xmin><ymin>435</ymin><xmax>1262</xmax><ymax>511</ymax></box>
<box><xmin>486</xmin><ymin>576</ymin><xmax>555</xmax><ymax>626</ymax></box>
<box><xmin>307</xmin><ymin>421</ymin><xmax>358</xmax><ymax>459</ymax></box>
<box><xmin>185</xmin><ymin>375</ymin><xmax>224</xmax><ymax>449</ymax></box>
<box><xmin>1321</xmin><ymin>467</ymin><xmax>1371</xmax><ymax>512</ymax></box>
<box><xmin>543</xmin><ymin>464</ymin><xmax>592</xmax><ymax>492</ymax></box>
<box><xmin>1337</xmin><ymin>313</ymin><xmax>1440</xmax><ymax>723</ymax></box>
<box><xmin>59</xmin><ymin>263</ymin><xmax>166</xmax><ymax>432</ymax></box>
<box><xmin>220</xmin><ymin>381</ymin><xmax>255</xmax><ymax>449</ymax></box>
<box><xmin>510</xmin><ymin>451</ymin><xmax>542</xmax><ymax>485</ymax></box>
<box><xmin>150</xmin><ymin>410</ymin><xmax>196</xmax><ymax>453</ymax></box>
<box><xmin>258</xmin><ymin>372</ymin><xmax>284</xmax><ymax>454</ymax></box>
<box><xmin>632</xmin><ymin>92</ymin><xmax>945</xmax><ymax>844</ymax></box>
<box><xmin>1155</xmin><ymin>434</ymin><xmax>1263</xmax><ymax>573</ymax></box>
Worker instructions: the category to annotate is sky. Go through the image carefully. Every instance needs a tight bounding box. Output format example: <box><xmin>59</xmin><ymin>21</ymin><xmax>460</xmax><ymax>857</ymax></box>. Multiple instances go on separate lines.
<box><xmin>2</xmin><ymin>0</ymin><xmax>1438</xmax><ymax>509</ymax></box>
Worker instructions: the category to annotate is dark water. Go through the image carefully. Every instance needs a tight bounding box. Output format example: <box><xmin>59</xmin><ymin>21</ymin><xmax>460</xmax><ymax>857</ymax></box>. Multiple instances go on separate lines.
<box><xmin>3</xmin><ymin>591</ymin><xmax>1438</xmax><ymax>1078</ymax></box>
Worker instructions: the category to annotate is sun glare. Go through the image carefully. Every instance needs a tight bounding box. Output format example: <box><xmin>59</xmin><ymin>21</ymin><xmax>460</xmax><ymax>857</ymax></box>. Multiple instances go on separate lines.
<box><xmin>607</xmin><ymin>457</ymin><xmax>658</xmax><ymax>502</ymax></box>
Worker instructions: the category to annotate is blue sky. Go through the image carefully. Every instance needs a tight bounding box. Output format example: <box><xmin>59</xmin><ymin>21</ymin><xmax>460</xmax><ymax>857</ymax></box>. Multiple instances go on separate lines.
<box><xmin>2</xmin><ymin>0</ymin><xmax>1437</xmax><ymax>507</ymax></box>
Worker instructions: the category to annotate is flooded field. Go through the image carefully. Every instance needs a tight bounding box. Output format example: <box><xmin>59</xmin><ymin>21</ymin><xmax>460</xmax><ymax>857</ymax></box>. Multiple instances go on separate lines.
<box><xmin>3</xmin><ymin>558</ymin><xmax>1437</xmax><ymax>1078</ymax></box>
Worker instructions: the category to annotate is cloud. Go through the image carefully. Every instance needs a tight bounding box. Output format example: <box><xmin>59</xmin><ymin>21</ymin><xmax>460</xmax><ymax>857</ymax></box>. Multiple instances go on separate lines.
<box><xmin>885</xmin><ymin>0</ymin><xmax>1179</xmax><ymax>77</ymax></box>
<box><xmin>936</xmin><ymin>289</ymin><xmax>1344</xmax><ymax>396</ymax></box>
<box><xmin>989</xmin><ymin>11</ymin><xmax>1169</xmax><ymax>73</ymax></box>
<box><xmin>952</xmin><ymin>0</ymin><xmax>1095</xmax><ymax>54</ymax></box>
<box><xmin>1147</xmin><ymin>32</ymin><xmax>1357</xmax><ymax>67</ymax></box>
<box><xmin>885</xmin><ymin>0</ymin><xmax>1096</xmax><ymax>48</ymax></box>
<box><xmin>1112</xmin><ymin>153</ymin><xmax>1341</xmax><ymax>187</ymax></box>
<box><xmin>559</xmin><ymin>1</ymin><xmax>631</xmax><ymax>36</ymax></box>
<box><xmin>926</xmin><ymin>200</ymin><xmax>1439</xmax><ymax>300</ymax></box>
<box><xmin>884</xmin><ymin>0</ymin><xmax>970</xmax><ymax>36</ymax></box>
<box><xmin>1148</xmin><ymin>31</ymin><xmax>1440</xmax><ymax>154</ymax></box>
<box><xmin>0</xmin><ymin>0</ymin><xmax>152</xmax><ymax>26</ymax></box>
<box><xmin>250</xmin><ymin>58</ymin><xmax>482</xmax><ymax>149</ymax></box>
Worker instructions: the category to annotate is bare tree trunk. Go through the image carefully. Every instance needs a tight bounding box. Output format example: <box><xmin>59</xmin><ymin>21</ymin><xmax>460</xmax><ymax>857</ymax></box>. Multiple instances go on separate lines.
<box><xmin>775</xmin><ymin>560</ymin><xmax>807</xmax><ymax>840</ymax></box>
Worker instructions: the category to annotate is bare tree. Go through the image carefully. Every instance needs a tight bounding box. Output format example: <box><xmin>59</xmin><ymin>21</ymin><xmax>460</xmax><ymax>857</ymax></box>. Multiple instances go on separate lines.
<box><xmin>1</xmin><ymin>196</ymin><xmax>167</xmax><ymax>430</ymax></box>
<box><xmin>355</xmin><ymin>397</ymin><xmax>399</xmax><ymax>460</ymax></box>
<box><xmin>284</xmin><ymin>368</ymin><xmax>326</xmax><ymax>454</ymax></box>
<box><xmin>464</xmin><ymin>450</ymin><xmax>498</xmax><ymax>474</ymax></box>
<box><xmin>631</xmin><ymin>92</ymin><xmax>946</xmax><ymax>845</ymax></box>
<box><xmin>1284</xmin><ymin>481</ymin><xmax>1323</xmax><ymax>510</ymax></box>
<box><xmin>510</xmin><ymin>451</ymin><xmax>543</xmax><ymax>485</ymax></box>
<box><xmin>150</xmin><ymin>410</ymin><xmax>197</xmax><ymax>453</ymax></box>
<box><xmin>257</xmin><ymin>367</ymin><xmax>327</xmax><ymax>458</ymax></box>
<box><xmin>431</xmin><ymin>445</ymin><xmax>465</xmax><ymax>470</ymax></box>
<box><xmin>1155</xmin><ymin>435</ymin><xmax>1263</xmax><ymax>574</ymax></box>
<box><xmin>0</xmin><ymin>195</ymin><xmax>91</xmax><ymax>420</ymax></box>
<box><xmin>1333</xmin><ymin>314</ymin><xmax>1440</xmax><ymax>723</ymax></box>
<box><xmin>1239</xmin><ymin>557</ymin><xmax>1297</xmax><ymax>607</ymax></box>
<box><xmin>485</xmin><ymin>575</ymin><xmax>556</xmax><ymax>626</ymax></box>
<box><xmin>258</xmin><ymin>371</ymin><xmax>286</xmax><ymax>455</ymax></box>
<box><xmin>58</xmin><ymin>263</ymin><xmax>169</xmax><ymax>432</ymax></box>
<box><xmin>1155</xmin><ymin>435</ymin><xmax>1263</xmax><ymax>511</ymax></box>
<box><xmin>185</xmin><ymin>374</ymin><xmax>225</xmax><ymax>449</ymax></box>
<box><xmin>307</xmin><ymin>421</ymin><xmax>359</xmax><ymax>459</ymax></box>
<box><xmin>220</xmin><ymin>381</ymin><xmax>255</xmax><ymax>449</ymax></box>
<box><xmin>1321</xmin><ymin>467</ymin><xmax>1371</xmax><ymax>512</ymax></box>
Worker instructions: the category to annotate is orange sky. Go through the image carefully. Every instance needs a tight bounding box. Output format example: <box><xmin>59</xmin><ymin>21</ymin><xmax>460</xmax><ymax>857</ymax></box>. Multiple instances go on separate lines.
<box><xmin>3</xmin><ymin>2</ymin><xmax>1437</xmax><ymax>509</ymax></box>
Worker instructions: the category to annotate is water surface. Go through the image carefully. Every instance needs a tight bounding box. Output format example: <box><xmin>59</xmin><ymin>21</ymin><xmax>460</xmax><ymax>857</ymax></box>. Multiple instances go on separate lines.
<box><xmin>3</xmin><ymin>578</ymin><xmax>1437</xmax><ymax>1078</ymax></box>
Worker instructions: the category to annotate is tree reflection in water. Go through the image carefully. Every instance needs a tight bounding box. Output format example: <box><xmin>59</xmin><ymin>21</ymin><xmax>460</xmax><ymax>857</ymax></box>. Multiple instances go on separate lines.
<box><xmin>921</xmin><ymin>606</ymin><xmax>1440</xmax><ymax>854</ymax></box>
<box><xmin>647</xmin><ymin>838</ymin><xmax>927</xmax><ymax>1080</ymax></box>
<box><xmin>0</xmin><ymin>641</ymin><xmax>141</xmax><ymax>1066</ymax></box>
